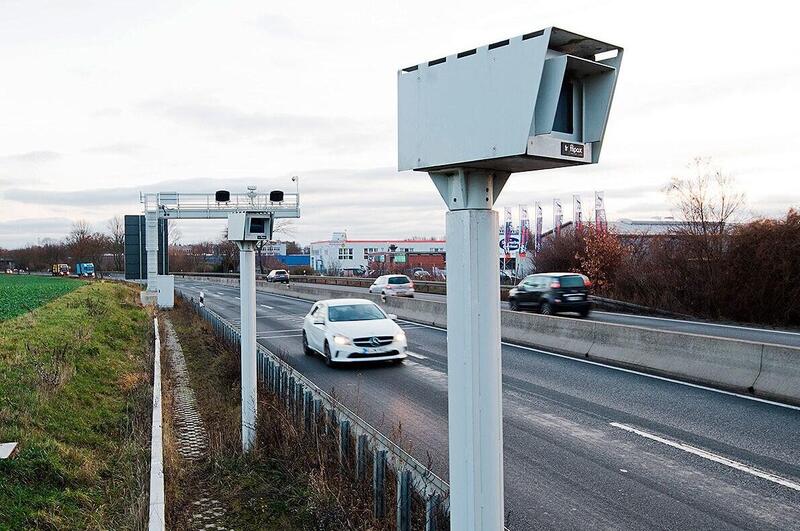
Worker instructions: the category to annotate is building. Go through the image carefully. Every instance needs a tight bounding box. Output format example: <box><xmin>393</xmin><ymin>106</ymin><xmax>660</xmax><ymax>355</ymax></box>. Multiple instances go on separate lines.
<box><xmin>310</xmin><ymin>234</ymin><xmax>445</xmax><ymax>273</ymax></box>
<box><xmin>0</xmin><ymin>257</ymin><xmax>16</xmax><ymax>271</ymax></box>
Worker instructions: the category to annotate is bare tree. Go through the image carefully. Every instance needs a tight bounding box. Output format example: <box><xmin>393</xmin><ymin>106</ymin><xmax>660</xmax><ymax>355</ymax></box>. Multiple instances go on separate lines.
<box><xmin>664</xmin><ymin>158</ymin><xmax>745</xmax><ymax>316</ymax></box>
<box><xmin>665</xmin><ymin>158</ymin><xmax>744</xmax><ymax>238</ymax></box>
<box><xmin>67</xmin><ymin>220</ymin><xmax>110</xmax><ymax>275</ymax></box>
<box><xmin>107</xmin><ymin>216</ymin><xmax>125</xmax><ymax>271</ymax></box>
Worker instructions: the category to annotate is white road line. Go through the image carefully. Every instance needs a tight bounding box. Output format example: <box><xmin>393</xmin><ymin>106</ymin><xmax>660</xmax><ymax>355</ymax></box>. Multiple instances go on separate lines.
<box><xmin>395</xmin><ymin>319</ymin><xmax>800</xmax><ymax>412</ymax></box>
<box><xmin>256</xmin><ymin>328</ymin><xmax>302</xmax><ymax>335</ymax></box>
<box><xmin>593</xmin><ymin>311</ymin><xmax>800</xmax><ymax>337</ymax></box>
<box><xmin>235</xmin><ymin>296</ymin><xmax>240</xmax><ymax>300</ymax></box>
<box><xmin>258</xmin><ymin>333</ymin><xmax>302</xmax><ymax>339</ymax></box>
<box><xmin>610</xmin><ymin>422</ymin><xmax>800</xmax><ymax>492</ymax></box>
<box><xmin>406</xmin><ymin>351</ymin><xmax>428</xmax><ymax>360</ymax></box>
<box><xmin>260</xmin><ymin>304</ymin><xmax>274</xmax><ymax>309</ymax></box>
<box><xmin>184</xmin><ymin>284</ymin><xmax>800</xmax><ymax>411</ymax></box>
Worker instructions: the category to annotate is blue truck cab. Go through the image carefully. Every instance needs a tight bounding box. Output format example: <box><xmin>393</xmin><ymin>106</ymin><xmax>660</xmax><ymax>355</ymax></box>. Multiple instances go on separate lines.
<box><xmin>75</xmin><ymin>262</ymin><xmax>95</xmax><ymax>277</ymax></box>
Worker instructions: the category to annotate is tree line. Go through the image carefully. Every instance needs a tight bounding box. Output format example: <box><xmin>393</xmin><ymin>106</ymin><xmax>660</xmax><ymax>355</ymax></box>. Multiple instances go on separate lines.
<box><xmin>534</xmin><ymin>160</ymin><xmax>800</xmax><ymax>325</ymax></box>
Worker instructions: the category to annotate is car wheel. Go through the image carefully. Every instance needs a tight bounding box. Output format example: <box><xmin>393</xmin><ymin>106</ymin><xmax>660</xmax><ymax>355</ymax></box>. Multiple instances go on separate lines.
<box><xmin>302</xmin><ymin>331</ymin><xmax>313</xmax><ymax>356</ymax></box>
<box><xmin>509</xmin><ymin>298</ymin><xmax>520</xmax><ymax>311</ymax></box>
<box><xmin>323</xmin><ymin>342</ymin><xmax>334</xmax><ymax>367</ymax></box>
<box><xmin>579</xmin><ymin>308</ymin><xmax>590</xmax><ymax>318</ymax></box>
<box><xmin>540</xmin><ymin>302</ymin><xmax>553</xmax><ymax>316</ymax></box>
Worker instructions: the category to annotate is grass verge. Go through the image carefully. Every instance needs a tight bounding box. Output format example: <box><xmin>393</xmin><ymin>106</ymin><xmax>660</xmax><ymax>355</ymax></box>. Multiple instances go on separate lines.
<box><xmin>0</xmin><ymin>274</ymin><xmax>85</xmax><ymax>320</ymax></box>
<box><xmin>0</xmin><ymin>280</ymin><xmax>152</xmax><ymax>530</ymax></box>
<box><xmin>166</xmin><ymin>298</ymin><xmax>410</xmax><ymax>530</ymax></box>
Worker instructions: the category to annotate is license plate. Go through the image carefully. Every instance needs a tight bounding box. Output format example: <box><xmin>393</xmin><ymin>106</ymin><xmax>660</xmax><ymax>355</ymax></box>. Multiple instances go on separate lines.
<box><xmin>567</xmin><ymin>295</ymin><xmax>582</xmax><ymax>300</ymax></box>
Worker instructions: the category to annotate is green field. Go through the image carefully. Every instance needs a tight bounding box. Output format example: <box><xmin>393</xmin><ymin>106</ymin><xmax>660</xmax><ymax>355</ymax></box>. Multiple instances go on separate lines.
<box><xmin>0</xmin><ymin>274</ymin><xmax>85</xmax><ymax>320</ymax></box>
<box><xmin>0</xmin><ymin>281</ymin><xmax>152</xmax><ymax>529</ymax></box>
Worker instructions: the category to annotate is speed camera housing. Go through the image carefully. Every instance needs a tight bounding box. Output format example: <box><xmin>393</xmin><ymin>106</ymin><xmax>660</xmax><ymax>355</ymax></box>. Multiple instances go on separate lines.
<box><xmin>398</xmin><ymin>27</ymin><xmax>623</xmax><ymax>172</ymax></box>
<box><xmin>227</xmin><ymin>211</ymin><xmax>274</xmax><ymax>241</ymax></box>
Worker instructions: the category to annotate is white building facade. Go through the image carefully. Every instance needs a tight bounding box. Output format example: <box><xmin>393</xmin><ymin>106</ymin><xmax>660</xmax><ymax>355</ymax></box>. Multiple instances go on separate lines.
<box><xmin>310</xmin><ymin>234</ymin><xmax>445</xmax><ymax>273</ymax></box>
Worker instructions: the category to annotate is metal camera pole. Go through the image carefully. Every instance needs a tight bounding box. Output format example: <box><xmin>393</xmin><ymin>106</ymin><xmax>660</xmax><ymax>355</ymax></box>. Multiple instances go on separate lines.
<box><xmin>430</xmin><ymin>168</ymin><xmax>509</xmax><ymax>531</ymax></box>
<box><xmin>237</xmin><ymin>240</ymin><xmax>257</xmax><ymax>451</ymax></box>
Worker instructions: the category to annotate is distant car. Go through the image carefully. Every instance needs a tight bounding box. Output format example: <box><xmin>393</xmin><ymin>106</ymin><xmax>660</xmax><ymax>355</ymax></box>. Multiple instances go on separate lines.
<box><xmin>368</xmin><ymin>275</ymin><xmax>415</xmax><ymax>298</ymax></box>
<box><xmin>266</xmin><ymin>269</ymin><xmax>290</xmax><ymax>283</ymax></box>
<box><xmin>410</xmin><ymin>268</ymin><xmax>431</xmax><ymax>279</ymax></box>
<box><xmin>302</xmin><ymin>299</ymin><xmax>407</xmax><ymax>366</ymax></box>
<box><xmin>507</xmin><ymin>273</ymin><xmax>592</xmax><ymax>317</ymax></box>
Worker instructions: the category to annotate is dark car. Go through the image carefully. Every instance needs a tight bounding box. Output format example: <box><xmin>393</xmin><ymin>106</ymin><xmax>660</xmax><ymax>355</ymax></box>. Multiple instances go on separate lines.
<box><xmin>507</xmin><ymin>273</ymin><xmax>592</xmax><ymax>317</ymax></box>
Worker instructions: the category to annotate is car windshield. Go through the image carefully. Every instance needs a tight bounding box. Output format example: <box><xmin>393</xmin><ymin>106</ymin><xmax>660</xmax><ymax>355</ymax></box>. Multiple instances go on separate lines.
<box><xmin>328</xmin><ymin>304</ymin><xmax>386</xmax><ymax>322</ymax></box>
<box><xmin>559</xmin><ymin>275</ymin><xmax>585</xmax><ymax>288</ymax></box>
<box><xmin>388</xmin><ymin>276</ymin><xmax>411</xmax><ymax>285</ymax></box>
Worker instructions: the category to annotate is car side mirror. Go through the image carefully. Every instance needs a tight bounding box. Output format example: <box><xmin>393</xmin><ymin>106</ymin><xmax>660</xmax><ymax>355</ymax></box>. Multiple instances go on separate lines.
<box><xmin>387</xmin><ymin>313</ymin><xmax>397</xmax><ymax>320</ymax></box>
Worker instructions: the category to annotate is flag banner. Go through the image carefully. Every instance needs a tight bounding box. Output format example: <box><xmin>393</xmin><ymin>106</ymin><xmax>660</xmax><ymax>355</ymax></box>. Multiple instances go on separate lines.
<box><xmin>595</xmin><ymin>191</ymin><xmax>607</xmax><ymax>231</ymax></box>
<box><xmin>553</xmin><ymin>198</ymin><xmax>563</xmax><ymax>237</ymax></box>
<box><xmin>573</xmin><ymin>194</ymin><xmax>583</xmax><ymax>231</ymax></box>
<box><xmin>535</xmin><ymin>202</ymin><xmax>543</xmax><ymax>252</ymax></box>
<box><xmin>503</xmin><ymin>207</ymin><xmax>513</xmax><ymax>258</ymax></box>
<box><xmin>518</xmin><ymin>205</ymin><xmax>529</xmax><ymax>257</ymax></box>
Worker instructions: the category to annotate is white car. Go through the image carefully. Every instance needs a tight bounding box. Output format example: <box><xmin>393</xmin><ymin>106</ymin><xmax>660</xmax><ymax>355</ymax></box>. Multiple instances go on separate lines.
<box><xmin>368</xmin><ymin>274</ymin><xmax>415</xmax><ymax>298</ymax></box>
<box><xmin>302</xmin><ymin>299</ymin><xmax>407</xmax><ymax>366</ymax></box>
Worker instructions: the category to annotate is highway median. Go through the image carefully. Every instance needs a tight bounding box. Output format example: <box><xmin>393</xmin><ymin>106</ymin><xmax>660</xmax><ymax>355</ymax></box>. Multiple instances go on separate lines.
<box><xmin>178</xmin><ymin>275</ymin><xmax>800</xmax><ymax>406</ymax></box>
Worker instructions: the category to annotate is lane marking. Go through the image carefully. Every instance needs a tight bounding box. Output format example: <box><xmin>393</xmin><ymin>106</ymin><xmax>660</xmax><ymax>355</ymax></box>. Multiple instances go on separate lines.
<box><xmin>258</xmin><ymin>333</ymin><xmax>303</xmax><ymax>339</ymax></box>
<box><xmin>256</xmin><ymin>328</ymin><xmax>302</xmax><ymax>335</ymax></box>
<box><xmin>395</xmin><ymin>319</ymin><xmax>800</xmax><ymax>412</ymax></box>
<box><xmin>610</xmin><ymin>422</ymin><xmax>800</xmax><ymax>492</ymax></box>
<box><xmin>593</xmin><ymin>311</ymin><xmax>800</xmax><ymax>338</ymax></box>
<box><xmin>406</xmin><ymin>350</ymin><xmax>428</xmax><ymax>360</ymax></box>
<box><xmin>235</xmin><ymin>296</ymin><xmax>240</xmax><ymax>300</ymax></box>
<box><xmin>181</xmin><ymin>282</ymin><xmax>800</xmax><ymax>411</ymax></box>
<box><xmin>260</xmin><ymin>304</ymin><xmax>274</xmax><ymax>309</ymax></box>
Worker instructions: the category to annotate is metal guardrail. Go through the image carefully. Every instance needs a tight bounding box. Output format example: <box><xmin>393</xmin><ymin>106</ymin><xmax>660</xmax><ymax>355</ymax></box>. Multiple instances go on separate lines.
<box><xmin>180</xmin><ymin>292</ymin><xmax>450</xmax><ymax>527</ymax></box>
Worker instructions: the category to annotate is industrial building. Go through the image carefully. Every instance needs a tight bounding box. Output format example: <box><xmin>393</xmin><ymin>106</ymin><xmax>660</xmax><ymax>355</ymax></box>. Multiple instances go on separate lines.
<box><xmin>309</xmin><ymin>233</ymin><xmax>445</xmax><ymax>274</ymax></box>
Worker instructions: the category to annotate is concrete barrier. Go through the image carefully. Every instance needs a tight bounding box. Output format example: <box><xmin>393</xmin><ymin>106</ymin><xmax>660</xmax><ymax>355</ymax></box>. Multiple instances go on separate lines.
<box><xmin>752</xmin><ymin>344</ymin><xmax>800</xmax><ymax>403</ymax></box>
<box><xmin>175</xmin><ymin>275</ymin><xmax>800</xmax><ymax>405</ymax></box>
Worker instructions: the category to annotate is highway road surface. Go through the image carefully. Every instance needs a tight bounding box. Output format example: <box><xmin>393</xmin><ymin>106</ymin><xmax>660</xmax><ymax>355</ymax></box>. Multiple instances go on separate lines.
<box><xmin>176</xmin><ymin>277</ymin><xmax>800</xmax><ymax>530</ymax></box>
<box><xmin>290</xmin><ymin>281</ymin><xmax>800</xmax><ymax>348</ymax></box>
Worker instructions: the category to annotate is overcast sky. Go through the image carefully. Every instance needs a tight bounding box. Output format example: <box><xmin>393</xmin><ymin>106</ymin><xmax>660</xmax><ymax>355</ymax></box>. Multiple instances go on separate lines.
<box><xmin>1</xmin><ymin>1</ymin><xmax>799</xmax><ymax>248</ymax></box>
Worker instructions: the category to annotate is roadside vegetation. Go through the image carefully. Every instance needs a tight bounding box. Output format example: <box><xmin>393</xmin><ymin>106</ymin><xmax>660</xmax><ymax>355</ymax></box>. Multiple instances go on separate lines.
<box><xmin>0</xmin><ymin>281</ymin><xmax>152</xmax><ymax>529</ymax></box>
<box><xmin>536</xmin><ymin>158</ymin><xmax>800</xmax><ymax>326</ymax></box>
<box><xmin>166</xmin><ymin>299</ymin><xmax>437</xmax><ymax>530</ymax></box>
<box><xmin>0</xmin><ymin>274</ymin><xmax>85</xmax><ymax>320</ymax></box>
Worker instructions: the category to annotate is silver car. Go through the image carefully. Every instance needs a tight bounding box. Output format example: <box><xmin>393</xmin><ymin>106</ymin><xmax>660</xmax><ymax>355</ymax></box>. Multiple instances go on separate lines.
<box><xmin>368</xmin><ymin>274</ymin><xmax>415</xmax><ymax>298</ymax></box>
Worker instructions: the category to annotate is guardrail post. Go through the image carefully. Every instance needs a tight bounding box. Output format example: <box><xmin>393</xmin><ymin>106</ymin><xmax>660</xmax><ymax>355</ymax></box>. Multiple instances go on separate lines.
<box><xmin>425</xmin><ymin>493</ymin><xmax>439</xmax><ymax>531</ymax></box>
<box><xmin>329</xmin><ymin>409</ymin><xmax>338</xmax><ymax>436</ymax></box>
<box><xmin>288</xmin><ymin>376</ymin><xmax>296</xmax><ymax>409</ymax></box>
<box><xmin>373</xmin><ymin>449</ymin><xmax>387</xmax><ymax>519</ymax></box>
<box><xmin>313</xmin><ymin>399</ymin><xmax>322</xmax><ymax>433</ymax></box>
<box><xmin>303</xmin><ymin>390</ymin><xmax>313</xmax><ymax>432</ymax></box>
<box><xmin>339</xmin><ymin>420</ymin><xmax>351</xmax><ymax>466</ymax></box>
<box><xmin>356</xmin><ymin>434</ymin><xmax>368</xmax><ymax>481</ymax></box>
<box><xmin>397</xmin><ymin>469</ymin><xmax>412</xmax><ymax>531</ymax></box>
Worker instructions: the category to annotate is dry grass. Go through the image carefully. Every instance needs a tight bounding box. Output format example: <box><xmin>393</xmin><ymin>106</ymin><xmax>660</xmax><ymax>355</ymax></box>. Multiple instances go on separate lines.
<box><xmin>163</xmin><ymin>298</ymin><xmax>449</xmax><ymax>530</ymax></box>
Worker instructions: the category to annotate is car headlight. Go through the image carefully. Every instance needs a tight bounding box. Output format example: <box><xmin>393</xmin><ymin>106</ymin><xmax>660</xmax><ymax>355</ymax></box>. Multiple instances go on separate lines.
<box><xmin>394</xmin><ymin>331</ymin><xmax>406</xmax><ymax>342</ymax></box>
<box><xmin>333</xmin><ymin>335</ymin><xmax>352</xmax><ymax>346</ymax></box>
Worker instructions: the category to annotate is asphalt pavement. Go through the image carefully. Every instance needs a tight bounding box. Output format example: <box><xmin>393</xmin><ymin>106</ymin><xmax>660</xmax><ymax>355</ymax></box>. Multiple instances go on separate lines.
<box><xmin>176</xmin><ymin>277</ymin><xmax>800</xmax><ymax>530</ymax></box>
<box><xmin>288</xmin><ymin>281</ymin><xmax>800</xmax><ymax>348</ymax></box>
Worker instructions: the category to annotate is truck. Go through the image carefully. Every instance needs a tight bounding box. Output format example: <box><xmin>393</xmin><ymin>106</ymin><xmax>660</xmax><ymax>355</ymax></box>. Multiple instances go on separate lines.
<box><xmin>52</xmin><ymin>263</ymin><xmax>70</xmax><ymax>276</ymax></box>
<box><xmin>75</xmin><ymin>262</ymin><xmax>95</xmax><ymax>277</ymax></box>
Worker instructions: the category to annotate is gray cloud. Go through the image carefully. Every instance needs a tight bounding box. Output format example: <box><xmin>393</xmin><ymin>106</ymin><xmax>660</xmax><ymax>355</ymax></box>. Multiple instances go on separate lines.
<box><xmin>142</xmin><ymin>100</ymin><xmax>347</xmax><ymax>134</ymax></box>
<box><xmin>0</xmin><ymin>150</ymin><xmax>61</xmax><ymax>164</ymax></box>
<box><xmin>83</xmin><ymin>142</ymin><xmax>148</xmax><ymax>156</ymax></box>
<box><xmin>0</xmin><ymin>217</ymin><xmax>75</xmax><ymax>247</ymax></box>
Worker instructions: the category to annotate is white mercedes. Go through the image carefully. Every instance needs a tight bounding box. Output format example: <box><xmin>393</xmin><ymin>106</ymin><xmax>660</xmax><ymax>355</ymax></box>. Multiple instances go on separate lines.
<box><xmin>302</xmin><ymin>299</ymin><xmax>407</xmax><ymax>366</ymax></box>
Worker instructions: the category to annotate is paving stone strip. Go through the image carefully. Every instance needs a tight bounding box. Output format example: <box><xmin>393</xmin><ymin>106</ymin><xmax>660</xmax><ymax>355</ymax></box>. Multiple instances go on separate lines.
<box><xmin>163</xmin><ymin>317</ymin><xmax>230</xmax><ymax>531</ymax></box>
